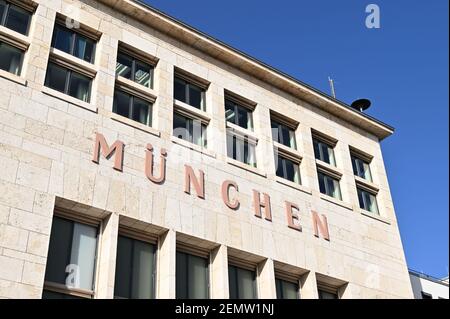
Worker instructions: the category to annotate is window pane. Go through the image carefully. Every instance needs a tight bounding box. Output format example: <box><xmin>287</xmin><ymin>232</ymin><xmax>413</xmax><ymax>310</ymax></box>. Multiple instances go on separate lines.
<box><xmin>173</xmin><ymin>113</ymin><xmax>191</xmax><ymax>142</ymax></box>
<box><xmin>275</xmin><ymin>279</ymin><xmax>282</xmax><ymax>299</ymax></box>
<box><xmin>328</xmin><ymin>147</ymin><xmax>336</xmax><ymax>166</ymax></box>
<box><xmin>275</xmin><ymin>155</ymin><xmax>284</xmax><ymax>179</ymax></box>
<box><xmin>188</xmin><ymin>84</ymin><xmax>203</xmax><ymax>109</ymax></box>
<box><xmin>131</xmin><ymin>240</ymin><xmax>155</xmax><ymax>299</ymax></box>
<box><xmin>228</xmin><ymin>265</ymin><xmax>237</xmax><ymax>299</ymax></box>
<box><xmin>271</xmin><ymin>120</ymin><xmax>279</xmax><ymax>143</ymax></box>
<box><xmin>357</xmin><ymin>188</ymin><xmax>365</xmax><ymax>210</ymax></box>
<box><xmin>280</xmin><ymin>126</ymin><xmax>291</xmax><ymax>147</ymax></box>
<box><xmin>363</xmin><ymin>162</ymin><xmax>372</xmax><ymax>181</ymax></box>
<box><xmin>237</xmin><ymin>105</ymin><xmax>251</xmax><ymax>129</ymax></box>
<box><xmin>0</xmin><ymin>41</ymin><xmax>23</xmax><ymax>75</ymax></box>
<box><xmin>318</xmin><ymin>172</ymin><xmax>326</xmax><ymax>195</ymax></box>
<box><xmin>114</xmin><ymin>236</ymin><xmax>132</xmax><ymax>298</ymax></box>
<box><xmin>319</xmin><ymin>289</ymin><xmax>338</xmax><ymax>299</ymax></box>
<box><xmin>237</xmin><ymin>267</ymin><xmax>256</xmax><ymax>299</ymax></box>
<box><xmin>0</xmin><ymin>2</ymin><xmax>6</xmax><ymax>23</ymax></box>
<box><xmin>113</xmin><ymin>90</ymin><xmax>131</xmax><ymax>119</ymax></box>
<box><xmin>44</xmin><ymin>217</ymin><xmax>72</xmax><ymax>286</ymax></box>
<box><xmin>192</xmin><ymin>118</ymin><xmax>205</xmax><ymax>147</ymax></box>
<box><xmin>225</xmin><ymin>100</ymin><xmax>236</xmax><ymax>123</ymax></box>
<box><xmin>69</xmin><ymin>222</ymin><xmax>97</xmax><ymax>291</ymax></box>
<box><xmin>320</xmin><ymin>143</ymin><xmax>330</xmax><ymax>163</ymax></box>
<box><xmin>331</xmin><ymin>177</ymin><xmax>342</xmax><ymax>200</ymax></box>
<box><xmin>52</xmin><ymin>25</ymin><xmax>73</xmax><ymax>55</ymax></box>
<box><xmin>45</xmin><ymin>63</ymin><xmax>68</xmax><ymax>94</ymax></box>
<box><xmin>176</xmin><ymin>251</ymin><xmax>188</xmax><ymax>298</ymax></box>
<box><xmin>5</xmin><ymin>4</ymin><xmax>30</xmax><ymax>35</ymax></box>
<box><xmin>313</xmin><ymin>139</ymin><xmax>321</xmax><ymax>160</ymax></box>
<box><xmin>68</xmin><ymin>72</ymin><xmax>91</xmax><ymax>102</ymax></box>
<box><xmin>277</xmin><ymin>280</ymin><xmax>298</xmax><ymax>299</ymax></box>
<box><xmin>132</xmin><ymin>96</ymin><xmax>152</xmax><ymax>126</ymax></box>
<box><xmin>187</xmin><ymin>254</ymin><xmax>208</xmax><ymax>299</ymax></box>
<box><xmin>135</xmin><ymin>61</ymin><xmax>152</xmax><ymax>87</ymax></box>
<box><xmin>174</xmin><ymin>77</ymin><xmax>186</xmax><ymax>103</ymax></box>
<box><xmin>284</xmin><ymin>157</ymin><xmax>300</xmax><ymax>184</ymax></box>
<box><xmin>351</xmin><ymin>156</ymin><xmax>358</xmax><ymax>176</ymax></box>
<box><xmin>74</xmin><ymin>34</ymin><xmax>95</xmax><ymax>63</ymax></box>
<box><xmin>116</xmin><ymin>53</ymin><xmax>132</xmax><ymax>79</ymax></box>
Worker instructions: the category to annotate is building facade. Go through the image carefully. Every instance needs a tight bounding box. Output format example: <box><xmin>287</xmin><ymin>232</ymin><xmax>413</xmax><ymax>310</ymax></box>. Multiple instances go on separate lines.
<box><xmin>409</xmin><ymin>270</ymin><xmax>449</xmax><ymax>299</ymax></box>
<box><xmin>0</xmin><ymin>0</ymin><xmax>413</xmax><ymax>299</ymax></box>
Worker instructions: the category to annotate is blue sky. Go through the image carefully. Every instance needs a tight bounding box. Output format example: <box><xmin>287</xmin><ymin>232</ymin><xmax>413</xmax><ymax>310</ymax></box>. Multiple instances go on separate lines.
<box><xmin>142</xmin><ymin>0</ymin><xmax>449</xmax><ymax>278</ymax></box>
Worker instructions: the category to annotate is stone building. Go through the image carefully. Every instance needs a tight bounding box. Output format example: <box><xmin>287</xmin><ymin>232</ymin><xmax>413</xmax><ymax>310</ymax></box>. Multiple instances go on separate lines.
<box><xmin>0</xmin><ymin>0</ymin><xmax>413</xmax><ymax>298</ymax></box>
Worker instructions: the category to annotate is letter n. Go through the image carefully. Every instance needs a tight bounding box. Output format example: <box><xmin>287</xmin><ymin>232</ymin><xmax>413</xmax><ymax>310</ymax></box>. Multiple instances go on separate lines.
<box><xmin>312</xmin><ymin>210</ymin><xmax>330</xmax><ymax>241</ymax></box>
<box><xmin>184</xmin><ymin>165</ymin><xmax>205</xmax><ymax>199</ymax></box>
<box><xmin>92</xmin><ymin>133</ymin><xmax>124</xmax><ymax>171</ymax></box>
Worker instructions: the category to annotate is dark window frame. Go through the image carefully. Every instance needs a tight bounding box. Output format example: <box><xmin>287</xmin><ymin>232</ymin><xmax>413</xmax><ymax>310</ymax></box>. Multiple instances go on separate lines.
<box><xmin>313</xmin><ymin>138</ymin><xmax>336</xmax><ymax>166</ymax></box>
<box><xmin>174</xmin><ymin>75</ymin><xmax>206</xmax><ymax>110</ymax></box>
<box><xmin>51</xmin><ymin>22</ymin><xmax>97</xmax><ymax>63</ymax></box>
<box><xmin>44</xmin><ymin>62</ymin><xmax>93</xmax><ymax>102</ymax></box>
<box><xmin>318</xmin><ymin>170</ymin><xmax>342</xmax><ymax>200</ymax></box>
<box><xmin>43</xmin><ymin>215</ymin><xmax>99</xmax><ymax>299</ymax></box>
<box><xmin>113</xmin><ymin>234</ymin><xmax>157</xmax><ymax>299</ymax></box>
<box><xmin>113</xmin><ymin>88</ymin><xmax>153</xmax><ymax>127</ymax></box>
<box><xmin>173</xmin><ymin>111</ymin><xmax>208</xmax><ymax>147</ymax></box>
<box><xmin>228</xmin><ymin>264</ymin><xmax>257</xmax><ymax>299</ymax></box>
<box><xmin>275</xmin><ymin>153</ymin><xmax>301</xmax><ymax>184</ymax></box>
<box><xmin>116</xmin><ymin>51</ymin><xmax>154</xmax><ymax>88</ymax></box>
<box><xmin>176</xmin><ymin>250</ymin><xmax>210</xmax><ymax>299</ymax></box>
<box><xmin>0</xmin><ymin>40</ymin><xmax>25</xmax><ymax>76</ymax></box>
<box><xmin>357</xmin><ymin>186</ymin><xmax>379</xmax><ymax>214</ymax></box>
<box><xmin>271</xmin><ymin>118</ymin><xmax>297</xmax><ymax>149</ymax></box>
<box><xmin>0</xmin><ymin>0</ymin><xmax>32</xmax><ymax>35</ymax></box>
<box><xmin>275</xmin><ymin>277</ymin><xmax>299</xmax><ymax>299</ymax></box>
<box><xmin>225</xmin><ymin>97</ymin><xmax>254</xmax><ymax>130</ymax></box>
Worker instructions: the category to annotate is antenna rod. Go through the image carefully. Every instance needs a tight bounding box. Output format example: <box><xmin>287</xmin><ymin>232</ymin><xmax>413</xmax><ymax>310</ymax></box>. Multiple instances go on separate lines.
<box><xmin>328</xmin><ymin>76</ymin><xmax>336</xmax><ymax>98</ymax></box>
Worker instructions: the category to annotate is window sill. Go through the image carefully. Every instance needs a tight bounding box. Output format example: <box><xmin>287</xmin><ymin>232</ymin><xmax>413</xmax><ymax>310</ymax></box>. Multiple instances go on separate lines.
<box><xmin>42</xmin><ymin>86</ymin><xmax>97</xmax><ymax>113</ymax></box>
<box><xmin>0</xmin><ymin>69</ymin><xmax>27</xmax><ymax>86</ymax></box>
<box><xmin>226</xmin><ymin>122</ymin><xmax>258</xmax><ymax>142</ymax></box>
<box><xmin>319</xmin><ymin>193</ymin><xmax>353</xmax><ymax>211</ymax></box>
<box><xmin>110</xmin><ymin>112</ymin><xmax>160</xmax><ymax>137</ymax></box>
<box><xmin>226</xmin><ymin>157</ymin><xmax>266</xmax><ymax>178</ymax></box>
<box><xmin>360</xmin><ymin>209</ymin><xmax>391</xmax><ymax>225</ymax></box>
<box><xmin>174</xmin><ymin>99</ymin><xmax>210</xmax><ymax>122</ymax></box>
<box><xmin>275</xmin><ymin>176</ymin><xmax>311</xmax><ymax>195</ymax></box>
<box><xmin>354</xmin><ymin>175</ymin><xmax>379</xmax><ymax>192</ymax></box>
<box><xmin>316</xmin><ymin>159</ymin><xmax>342</xmax><ymax>177</ymax></box>
<box><xmin>116</xmin><ymin>76</ymin><xmax>157</xmax><ymax>102</ymax></box>
<box><xmin>170</xmin><ymin>136</ymin><xmax>216</xmax><ymax>158</ymax></box>
<box><xmin>274</xmin><ymin>141</ymin><xmax>302</xmax><ymax>161</ymax></box>
<box><xmin>49</xmin><ymin>48</ymin><xmax>97</xmax><ymax>78</ymax></box>
<box><xmin>0</xmin><ymin>25</ymin><xmax>30</xmax><ymax>50</ymax></box>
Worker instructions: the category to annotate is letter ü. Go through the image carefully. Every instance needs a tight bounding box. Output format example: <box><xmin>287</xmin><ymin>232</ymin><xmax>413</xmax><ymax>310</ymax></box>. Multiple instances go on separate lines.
<box><xmin>145</xmin><ymin>143</ymin><xmax>167</xmax><ymax>183</ymax></box>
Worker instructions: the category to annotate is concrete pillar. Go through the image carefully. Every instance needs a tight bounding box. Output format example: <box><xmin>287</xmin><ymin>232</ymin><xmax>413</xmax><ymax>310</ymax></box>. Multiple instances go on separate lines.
<box><xmin>210</xmin><ymin>244</ymin><xmax>229</xmax><ymax>298</ymax></box>
<box><xmin>300</xmin><ymin>271</ymin><xmax>318</xmax><ymax>299</ymax></box>
<box><xmin>95</xmin><ymin>212</ymin><xmax>119</xmax><ymax>299</ymax></box>
<box><xmin>257</xmin><ymin>258</ymin><xmax>277</xmax><ymax>298</ymax></box>
<box><xmin>157</xmin><ymin>229</ymin><xmax>176</xmax><ymax>298</ymax></box>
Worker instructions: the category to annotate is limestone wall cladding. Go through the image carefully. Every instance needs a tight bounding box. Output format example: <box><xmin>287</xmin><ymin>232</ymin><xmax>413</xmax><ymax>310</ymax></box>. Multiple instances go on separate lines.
<box><xmin>0</xmin><ymin>0</ymin><xmax>413</xmax><ymax>298</ymax></box>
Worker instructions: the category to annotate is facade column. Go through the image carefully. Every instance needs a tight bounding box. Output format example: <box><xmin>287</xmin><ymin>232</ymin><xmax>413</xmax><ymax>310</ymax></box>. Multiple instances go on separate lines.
<box><xmin>157</xmin><ymin>229</ymin><xmax>176</xmax><ymax>298</ymax></box>
<box><xmin>257</xmin><ymin>258</ymin><xmax>276</xmax><ymax>298</ymax></box>
<box><xmin>300</xmin><ymin>271</ymin><xmax>319</xmax><ymax>299</ymax></box>
<box><xmin>95</xmin><ymin>212</ymin><xmax>119</xmax><ymax>298</ymax></box>
<box><xmin>210</xmin><ymin>244</ymin><xmax>229</xmax><ymax>298</ymax></box>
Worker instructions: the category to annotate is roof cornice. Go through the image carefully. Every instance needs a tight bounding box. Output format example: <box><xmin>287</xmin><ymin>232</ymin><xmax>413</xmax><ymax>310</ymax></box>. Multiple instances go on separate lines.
<box><xmin>99</xmin><ymin>0</ymin><xmax>394</xmax><ymax>140</ymax></box>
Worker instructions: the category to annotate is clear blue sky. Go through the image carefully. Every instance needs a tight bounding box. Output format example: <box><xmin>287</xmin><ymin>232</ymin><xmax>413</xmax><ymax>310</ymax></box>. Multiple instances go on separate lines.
<box><xmin>142</xmin><ymin>0</ymin><xmax>449</xmax><ymax>278</ymax></box>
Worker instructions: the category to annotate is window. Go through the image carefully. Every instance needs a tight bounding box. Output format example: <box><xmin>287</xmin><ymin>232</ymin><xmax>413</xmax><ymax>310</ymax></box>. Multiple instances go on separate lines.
<box><xmin>174</xmin><ymin>75</ymin><xmax>205</xmax><ymax>110</ymax></box>
<box><xmin>43</xmin><ymin>216</ymin><xmax>98</xmax><ymax>299</ymax></box>
<box><xmin>318</xmin><ymin>171</ymin><xmax>342</xmax><ymax>200</ymax></box>
<box><xmin>357</xmin><ymin>187</ymin><xmax>379</xmax><ymax>214</ymax></box>
<box><xmin>228</xmin><ymin>265</ymin><xmax>257</xmax><ymax>299</ymax></box>
<box><xmin>116</xmin><ymin>51</ymin><xmax>153</xmax><ymax>88</ymax></box>
<box><xmin>0</xmin><ymin>1</ymin><xmax>31</xmax><ymax>35</ymax></box>
<box><xmin>113</xmin><ymin>89</ymin><xmax>152</xmax><ymax>126</ymax></box>
<box><xmin>114</xmin><ymin>235</ymin><xmax>156</xmax><ymax>299</ymax></box>
<box><xmin>351</xmin><ymin>155</ymin><xmax>373</xmax><ymax>182</ymax></box>
<box><xmin>45</xmin><ymin>62</ymin><xmax>92</xmax><ymax>102</ymax></box>
<box><xmin>225</xmin><ymin>97</ymin><xmax>253</xmax><ymax>130</ymax></box>
<box><xmin>272</xmin><ymin>119</ymin><xmax>296</xmax><ymax>149</ymax></box>
<box><xmin>0</xmin><ymin>41</ymin><xmax>23</xmax><ymax>75</ymax></box>
<box><xmin>421</xmin><ymin>292</ymin><xmax>432</xmax><ymax>299</ymax></box>
<box><xmin>313</xmin><ymin>138</ymin><xmax>336</xmax><ymax>166</ymax></box>
<box><xmin>173</xmin><ymin>112</ymin><xmax>207</xmax><ymax>147</ymax></box>
<box><xmin>275</xmin><ymin>155</ymin><xmax>300</xmax><ymax>184</ymax></box>
<box><xmin>176</xmin><ymin>251</ymin><xmax>209</xmax><ymax>299</ymax></box>
<box><xmin>227</xmin><ymin>133</ymin><xmax>257</xmax><ymax>167</ymax></box>
<box><xmin>318</xmin><ymin>289</ymin><xmax>338</xmax><ymax>299</ymax></box>
<box><xmin>51</xmin><ymin>23</ymin><xmax>96</xmax><ymax>63</ymax></box>
<box><xmin>275</xmin><ymin>278</ymin><xmax>299</xmax><ymax>299</ymax></box>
